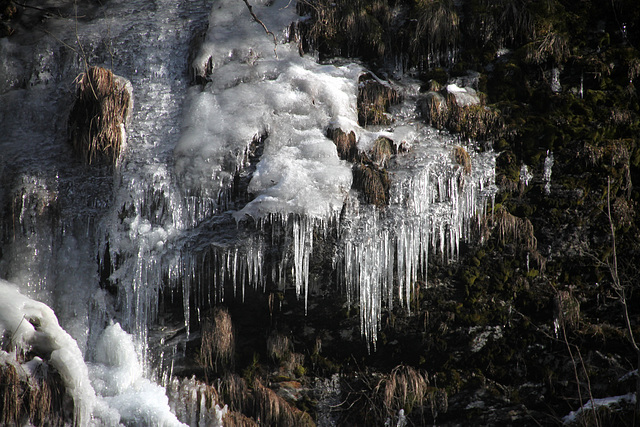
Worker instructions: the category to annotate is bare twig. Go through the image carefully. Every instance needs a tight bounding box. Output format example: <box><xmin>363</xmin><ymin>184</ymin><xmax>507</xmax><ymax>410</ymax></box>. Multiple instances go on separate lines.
<box><xmin>605</xmin><ymin>177</ymin><xmax>640</xmax><ymax>419</ymax></box>
<box><xmin>241</xmin><ymin>0</ymin><xmax>278</xmax><ymax>58</ymax></box>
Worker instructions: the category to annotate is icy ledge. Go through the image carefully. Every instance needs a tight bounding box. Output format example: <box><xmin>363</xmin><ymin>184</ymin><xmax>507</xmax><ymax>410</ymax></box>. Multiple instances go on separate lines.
<box><xmin>0</xmin><ymin>280</ymin><xmax>96</xmax><ymax>425</ymax></box>
<box><xmin>0</xmin><ymin>280</ymin><xmax>206</xmax><ymax>426</ymax></box>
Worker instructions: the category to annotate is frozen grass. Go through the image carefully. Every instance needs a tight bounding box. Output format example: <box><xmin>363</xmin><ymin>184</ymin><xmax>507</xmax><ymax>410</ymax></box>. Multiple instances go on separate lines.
<box><xmin>68</xmin><ymin>66</ymin><xmax>132</xmax><ymax>165</ymax></box>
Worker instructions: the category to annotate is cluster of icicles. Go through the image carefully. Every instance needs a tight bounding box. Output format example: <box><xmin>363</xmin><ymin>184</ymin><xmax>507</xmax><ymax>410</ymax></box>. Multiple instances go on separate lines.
<box><xmin>105</xmin><ymin>137</ymin><xmax>496</xmax><ymax>353</ymax></box>
<box><xmin>99</xmin><ymin>0</ymin><xmax>499</xmax><ymax>356</ymax></box>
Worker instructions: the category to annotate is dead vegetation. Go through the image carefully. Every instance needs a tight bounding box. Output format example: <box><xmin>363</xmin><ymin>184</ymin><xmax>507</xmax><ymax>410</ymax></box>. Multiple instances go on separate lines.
<box><xmin>357</xmin><ymin>73</ymin><xmax>400</xmax><ymax>126</ymax></box>
<box><xmin>252</xmin><ymin>378</ymin><xmax>314</xmax><ymax>426</ymax></box>
<box><xmin>327</xmin><ymin>127</ymin><xmax>358</xmax><ymax>162</ymax></box>
<box><xmin>480</xmin><ymin>205</ymin><xmax>547</xmax><ymax>271</ymax></box>
<box><xmin>554</xmin><ymin>289</ymin><xmax>581</xmax><ymax>330</ymax></box>
<box><xmin>465</xmin><ymin>0</ymin><xmax>535</xmax><ymax>49</ymax></box>
<box><xmin>350</xmin><ymin>364</ymin><xmax>450</xmax><ymax>424</ymax></box>
<box><xmin>483</xmin><ymin>205</ymin><xmax>537</xmax><ymax>252</ymax></box>
<box><xmin>353</xmin><ymin>162</ymin><xmax>390</xmax><ymax>208</ymax></box>
<box><xmin>421</xmin><ymin>89</ymin><xmax>505</xmax><ymax>142</ymax></box>
<box><xmin>200</xmin><ymin>306</ymin><xmax>235</xmax><ymax>377</ymax></box>
<box><xmin>68</xmin><ymin>66</ymin><xmax>131</xmax><ymax>165</ymax></box>
<box><xmin>214</xmin><ymin>373</ymin><xmax>314</xmax><ymax>427</ymax></box>
<box><xmin>296</xmin><ymin>0</ymin><xmax>392</xmax><ymax>60</ymax></box>
<box><xmin>525</xmin><ymin>26</ymin><xmax>569</xmax><ymax>65</ymax></box>
<box><xmin>412</xmin><ymin>0</ymin><xmax>460</xmax><ymax>68</ymax></box>
<box><xmin>267</xmin><ymin>332</ymin><xmax>291</xmax><ymax>363</ymax></box>
<box><xmin>452</xmin><ymin>145</ymin><xmax>471</xmax><ymax>174</ymax></box>
<box><xmin>0</xmin><ymin>360</ymin><xmax>66</xmax><ymax>426</ymax></box>
<box><xmin>369</xmin><ymin>136</ymin><xmax>396</xmax><ymax>168</ymax></box>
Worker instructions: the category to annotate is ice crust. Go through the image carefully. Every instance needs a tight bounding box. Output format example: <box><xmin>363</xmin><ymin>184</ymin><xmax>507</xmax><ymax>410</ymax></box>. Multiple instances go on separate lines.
<box><xmin>0</xmin><ymin>280</ymin><xmax>95</xmax><ymax>425</ymax></box>
<box><xmin>175</xmin><ymin>0</ymin><xmax>357</xmax><ymax>219</ymax></box>
<box><xmin>1</xmin><ymin>0</ymin><xmax>498</xmax><ymax>423</ymax></box>
<box><xmin>0</xmin><ymin>281</ymin><xmax>197</xmax><ymax>426</ymax></box>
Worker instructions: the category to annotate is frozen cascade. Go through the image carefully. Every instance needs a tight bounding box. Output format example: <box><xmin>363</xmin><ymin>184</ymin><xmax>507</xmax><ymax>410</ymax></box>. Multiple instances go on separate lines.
<box><xmin>1</xmin><ymin>0</ymin><xmax>497</xmax><ymax>423</ymax></box>
<box><xmin>105</xmin><ymin>0</ymin><xmax>498</xmax><ymax>356</ymax></box>
<box><xmin>338</xmin><ymin>128</ymin><xmax>496</xmax><ymax>347</ymax></box>
<box><xmin>0</xmin><ymin>0</ymin><xmax>225</xmax><ymax>424</ymax></box>
<box><xmin>543</xmin><ymin>151</ymin><xmax>554</xmax><ymax>195</ymax></box>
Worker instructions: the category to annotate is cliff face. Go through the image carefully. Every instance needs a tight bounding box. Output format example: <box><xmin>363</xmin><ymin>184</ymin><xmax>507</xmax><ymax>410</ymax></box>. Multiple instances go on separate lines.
<box><xmin>1</xmin><ymin>0</ymin><xmax>639</xmax><ymax>425</ymax></box>
<box><xmin>207</xmin><ymin>1</ymin><xmax>640</xmax><ymax>425</ymax></box>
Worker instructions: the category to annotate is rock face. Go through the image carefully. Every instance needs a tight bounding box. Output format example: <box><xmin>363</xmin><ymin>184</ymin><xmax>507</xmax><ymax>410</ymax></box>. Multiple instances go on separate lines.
<box><xmin>2</xmin><ymin>0</ymin><xmax>640</xmax><ymax>426</ymax></box>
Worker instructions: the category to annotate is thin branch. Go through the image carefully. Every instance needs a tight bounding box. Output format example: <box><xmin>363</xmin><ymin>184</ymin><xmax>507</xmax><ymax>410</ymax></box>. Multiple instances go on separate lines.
<box><xmin>241</xmin><ymin>0</ymin><xmax>278</xmax><ymax>58</ymax></box>
<box><xmin>607</xmin><ymin>177</ymin><xmax>639</xmax><ymax>352</ymax></box>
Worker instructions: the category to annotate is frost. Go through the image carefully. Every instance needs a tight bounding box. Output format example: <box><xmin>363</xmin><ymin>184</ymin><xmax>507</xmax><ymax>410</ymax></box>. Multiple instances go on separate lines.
<box><xmin>562</xmin><ymin>393</ymin><xmax>636</xmax><ymax>425</ymax></box>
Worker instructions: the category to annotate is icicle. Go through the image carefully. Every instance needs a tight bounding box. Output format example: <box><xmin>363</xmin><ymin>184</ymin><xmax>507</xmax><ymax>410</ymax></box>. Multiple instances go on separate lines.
<box><xmin>543</xmin><ymin>151</ymin><xmax>554</xmax><ymax>195</ymax></box>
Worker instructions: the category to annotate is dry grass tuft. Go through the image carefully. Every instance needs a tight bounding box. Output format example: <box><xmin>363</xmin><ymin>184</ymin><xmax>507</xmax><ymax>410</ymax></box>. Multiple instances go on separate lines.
<box><xmin>452</xmin><ymin>146</ymin><xmax>471</xmax><ymax>174</ymax></box>
<box><xmin>467</xmin><ymin>0</ymin><xmax>535</xmax><ymax>49</ymax></box>
<box><xmin>327</xmin><ymin>127</ymin><xmax>359</xmax><ymax>162</ymax></box>
<box><xmin>215</xmin><ymin>373</ymin><xmax>314</xmax><ymax>426</ymax></box>
<box><xmin>353</xmin><ymin>162</ymin><xmax>390</xmax><ymax>208</ymax></box>
<box><xmin>68</xmin><ymin>66</ymin><xmax>131</xmax><ymax>165</ymax></box>
<box><xmin>525</xmin><ymin>26</ymin><xmax>569</xmax><ymax>65</ymax></box>
<box><xmin>252</xmin><ymin>378</ymin><xmax>314</xmax><ymax>427</ymax></box>
<box><xmin>421</xmin><ymin>90</ymin><xmax>505</xmax><ymax>142</ymax></box>
<box><xmin>200</xmin><ymin>306</ymin><xmax>235</xmax><ymax>375</ymax></box>
<box><xmin>0</xmin><ymin>360</ymin><xmax>66</xmax><ymax>426</ymax></box>
<box><xmin>412</xmin><ymin>0</ymin><xmax>459</xmax><ymax>68</ymax></box>
<box><xmin>373</xmin><ymin>364</ymin><xmax>449</xmax><ymax>422</ymax></box>
<box><xmin>1</xmin><ymin>362</ymin><xmax>20</xmax><ymax>426</ymax></box>
<box><xmin>380</xmin><ymin>365</ymin><xmax>429</xmax><ymax>415</ymax></box>
<box><xmin>357</xmin><ymin>73</ymin><xmax>400</xmax><ymax>127</ymax></box>
<box><xmin>369</xmin><ymin>136</ymin><xmax>396</xmax><ymax>168</ymax></box>
<box><xmin>266</xmin><ymin>332</ymin><xmax>291</xmax><ymax>363</ymax></box>
<box><xmin>223</xmin><ymin>410</ymin><xmax>260</xmax><ymax>427</ymax></box>
<box><xmin>217</xmin><ymin>373</ymin><xmax>250</xmax><ymax>414</ymax></box>
<box><xmin>554</xmin><ymin>290</ymin><xmax>580</xmax><ymax>330</ymax></box>
<box><xmin>484</xmin><ymin>206</ymin><xmax>537</xmax><ymax>251</ymax></box>
<box><xmin>296</xmin><ymin>0</ymin><xmax>391</xmax><ymax>59</ymax></box>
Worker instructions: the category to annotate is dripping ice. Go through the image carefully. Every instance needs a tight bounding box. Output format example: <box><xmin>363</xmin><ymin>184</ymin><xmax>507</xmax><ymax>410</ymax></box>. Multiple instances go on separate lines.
<box><xmin>0</xmin><ymin>0</ymin><xmax>498</xmax><ymax>424</ymax></box>
<box><xmin>165</xmin><ymin>0</ymin><xmax>498</xmax><ymax>348</ymax></box>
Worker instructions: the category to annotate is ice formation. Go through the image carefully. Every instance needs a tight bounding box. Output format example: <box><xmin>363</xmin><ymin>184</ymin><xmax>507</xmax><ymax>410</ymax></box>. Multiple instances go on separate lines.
<box><xmin>544</xmin><ymin>151</ymin><xmax>554</xmax><ymax>195</ymax></box>
<box><xmin>0</xmin><ymin>280</ymin><xmax>96</xmax><ymax>425</ymax></box>
<box><xmin>0</xmin><ymin>0</ymin><xmax>497</xmax><ymax>423</ymax></box>
<box><xmin>0</xmin><ymin>281</ymin><xmax>197</xmax><ymax>426</ymax></box>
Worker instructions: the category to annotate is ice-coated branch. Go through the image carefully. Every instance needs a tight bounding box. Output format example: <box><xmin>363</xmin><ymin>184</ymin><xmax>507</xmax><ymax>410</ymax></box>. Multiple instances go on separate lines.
<box><xmin>241</xmin><ymin>0</ymin><xmax>278</xmax><ymax>58</ymax></box>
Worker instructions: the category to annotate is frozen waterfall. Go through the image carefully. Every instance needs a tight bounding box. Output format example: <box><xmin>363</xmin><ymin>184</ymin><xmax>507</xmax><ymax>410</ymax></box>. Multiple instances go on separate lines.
<box><xmin>0</xmin><ymin>0</ymin><xmax>495</xmax><ymax>424</ymax></box>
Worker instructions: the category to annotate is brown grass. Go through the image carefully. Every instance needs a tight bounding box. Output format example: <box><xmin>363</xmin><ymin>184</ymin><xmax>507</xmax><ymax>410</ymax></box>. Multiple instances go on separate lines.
<box><xmin>452</xmin><ymin>146</ymin><xmax>471</xmax><ymax>174</ymax></box>
<box><xmin>267</xmin><ymin>332</ymin><xmax>291</xmax><ymax>363</ymax></box>
<box><xmin>1</xmin><ymin>362</ymin><xmax>20</xmax><ymax>426</ymax></box>
<box><xmin>525</xmin><ymin>26</ymin><xmax>569</xmax><ymax>65</ymax></box>
<box><xmin>68</xmin><ymin>66</ymin><xmax>131</xmax><ymax>165</ymax></box>
<box><xmin>223</xmin><ymin>410</ymin><xmax>260</xmax><ymax>427</ymax></box>
<box><xmin>369</xmin><ymin>137</ymin><xmax>396</xmax><ymax>168</ymax></box>
<box><xmin>327</xmin><ymin>127</ymin><xmax>358</xmax><ymax>162</ymax></box>
<box><xmin>215</xmin><ymin>373</ymin><xmax>314</xmax><ymax>426</ymax></box>
<box><xmin>421</xmin><ymin>90</ymin><xmax>505</xmax><ymax>142</ymax></box>
<box><xmin>484</xmin><ymin>205</ymin><xmax>537</xmax><ymax>251</ymax></box>
<box><xmin>380</xmin><ymin>365</ymin><xmax>429</xmax><ymax>415</ymax></box>
<box><xmin>217</xmin><ymin>373</ymin><xmax>250</xmax><ymax>414</ymax></box>
<box><xmin>200</xmin><ymin>306</ymin><xmax>235</xmax><ymax>376</ymax></box>
<box><xmin>554</xmin><ymin>290</ymin><xmax>580</xmax><ymax>330</ymax></box>
<box><xmin>467</xmin><ymin>0</ymin><xmax>535</xmax><ymax>49</ymax></box>
<box><xmin>353</xmin><ymin>162</ymin><xmax>390</xmax><ymax>208</ymax></box>
<box><xmin>296</xmin><ymin>0</ymin><xmax>391</xmax><ymax>59</ymax></box>
<box><xmin>357</xmin><ymin>73</ymin><xmax>399</xmax><ymax>127</ymax></box>
<box><xmin>0</xmin><ymin>360</ymin><xmax>65</xmax><ymax>426</ymax></box>
<box><xmin>446</xmin><ymin>101</ymin><xmax>504</xmax><ymax>142</ymax></box>
<box><xmin>252</xmin><ymin>378</ymin><xmax>314</xmax><ymax>427</ymax></box>
<box><xmin>373</xmin><ymin>364</ymin><xmax>448</xmax><ymax>422</ymax></box>
<box><xmin>412</xmin><ymin>0</ymin><xmax>459</xmax><ymax>68</ymax></box>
